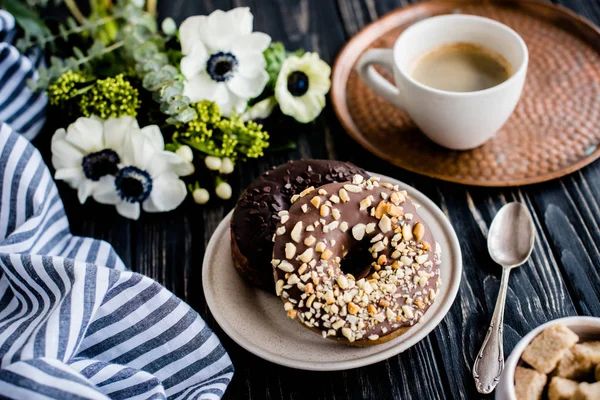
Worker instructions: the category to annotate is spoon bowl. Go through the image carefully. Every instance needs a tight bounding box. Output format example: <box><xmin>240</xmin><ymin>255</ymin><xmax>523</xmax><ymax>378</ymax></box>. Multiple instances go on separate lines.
<box><xmin>487</xmin><ymin>203</ymin><xmax>536</xmax><ymax>268</ymax></box>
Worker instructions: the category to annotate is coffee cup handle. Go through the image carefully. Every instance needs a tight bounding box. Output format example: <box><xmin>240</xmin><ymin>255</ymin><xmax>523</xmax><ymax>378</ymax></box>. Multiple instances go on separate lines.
<box><xmin>356</xmin><ymin>49</ymin><xmax>403</xmax><ymax>109</ymax></box>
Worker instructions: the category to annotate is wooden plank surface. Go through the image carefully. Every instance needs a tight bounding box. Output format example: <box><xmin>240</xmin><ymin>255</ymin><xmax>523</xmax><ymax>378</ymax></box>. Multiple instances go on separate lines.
<box><xmin>33</xmin><ymin>0</ymin><xmax>600</xmax><ymax>398</ymax></box>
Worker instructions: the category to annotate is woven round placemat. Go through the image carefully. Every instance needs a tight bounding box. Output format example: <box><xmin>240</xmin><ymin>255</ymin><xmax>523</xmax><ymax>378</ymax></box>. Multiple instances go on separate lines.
<box><xmin>331</xmin><ymin>0</ymin><xmax>600</xmax><ymax>186</ymax></box>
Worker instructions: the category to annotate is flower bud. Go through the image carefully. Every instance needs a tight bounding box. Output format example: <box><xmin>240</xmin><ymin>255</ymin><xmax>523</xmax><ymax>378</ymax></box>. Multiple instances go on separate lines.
<box><xmin>220</xmin><ymin>157</ymin><xmax>234</xmax><ymax>174</ymax></box>
<box><xmin>176</xmin><ymin>145</ymin><xmax>193</xmax><ymax>162</ymax></box>
<box><xmin>205</xmin><ymin>156</ymin><xmax>222</xmax><ymax>170</ymax></box>
<box><xmin>193</xmin><ymin>188</ymin><xmax>210</xmax><ymax>204</ymax></box>
<box><xmin>161</xmin><ymin>17</ymin><xmax>177</xmax><ymax>35</ymax></box>
<box><xmin>216</xmin><ymin>182</ymin><xmax>232</xmax><ymax>200</ymax></box>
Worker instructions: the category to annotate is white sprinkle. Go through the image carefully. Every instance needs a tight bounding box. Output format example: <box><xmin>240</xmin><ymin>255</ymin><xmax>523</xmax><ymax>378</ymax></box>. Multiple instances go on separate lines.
<box><xmin>344</xmin><ymin>184</ymin><xmax>362</xmax><ymax>193</ymax></box>
<box><xmin>287</xmin><ymin>274</ymin><xmax>300</xmax><ymax>285</ymax></box>
<box><xmin>352</xmin><ymin>223</ymin><xmax>366</xmax><ymax>240</ymax></box>
<box><xmin>379</xmin><ymin>214</ymin><xmax>392</xmax><ymax>233</ymax></box>
<box><xmin>298</xmin><ymin>248</ymin><xmax>314</xmax><ymax>263</ymax></box>
<box><xmin>291</xmin><ymin>222</ymin><xmax>303</xmax><ymax>243</ymax></box>
<box><xmin>275</xmin><ymin>280</ymin><xmax>284</xmax><ymax>296</ymax></box>
<box><xmin>278</xmin><ymin>260</ymin><xmax>294</xmax><ymax>272</ymax></box>
<box><xmin>366</xmin><ymin>223</ymin><xmax>376</xmax><ymax>234</ymax></box>
<box><xmin>285</xmin><ymin>243</ymin><xmax>296</xmax><ymax>259</ymax></box>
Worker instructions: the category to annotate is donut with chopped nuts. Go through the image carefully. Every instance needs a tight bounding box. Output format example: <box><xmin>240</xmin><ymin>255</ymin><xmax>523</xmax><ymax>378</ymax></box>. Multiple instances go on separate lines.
<box><xmin>271</xmin><ymin>175</ymin><xmax>442</xmax><ymax>346</ymax></box>
<box><xmin>231</xmin><ymin>160</ymin><xmax>368</xmax><ymax>292</ymax></box>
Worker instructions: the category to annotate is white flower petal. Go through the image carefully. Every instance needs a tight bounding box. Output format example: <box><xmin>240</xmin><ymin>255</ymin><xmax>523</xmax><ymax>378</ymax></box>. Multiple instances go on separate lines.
<box><xmin>140</xmin><ymin>125</ymin><xmax>165</xmax><ymax>152</ymax></box>
<box><xmin>199</xmin><ymin>8</ymin><xmax>253</xmax><ymax>51</ymax></box>
<box><xmin>283</xmin><ymin>92</ymin><xmax>326</xmax><ymax>123</ymax></box>
<box><xmin>236</xmin><ymin>52</ymin><xmax>267</xmax><ymax>79</ymax></box>
<box><xmin>227</xmin><ymin>70</ymin><xmax>268</xmax><ymax>99</ymax></box>
<box><xmin>144</xmin><ymin>173</ymin><xmax>187</xmax><ymax>212</ymax></box>
<box><xmin>227</xmin><ymin>7</ymin><xmax>253</xmax><ymax>37</ymax></box>
<box><xmin>54</xmin><ymin>167</ymin><xmax>85</xmax><ymax>189</ymax></box>
<box><xmin>184</xmin><ymin>77</ymin><xmax>235</xmax><ymax>115</ymax></box>
<box><xmin>77</xmin><ymin>180</ymin><xmax>94</xmax><ymax>204</ymax></box>
<box><xmin>141</xmin><ymin>196</ymin><xmax>161</xmax><ymax>212</ymax></box>
<box><xmin>147</xmin><ymin>151</ymin><xmax>194</xmax><ymax>178</ymax></box>
<box><xmin>199</xmin><ymin>10</ymin><xmax>235</xmax><ymax>51</ymax></box>
<box><xmin>66</xmin><ymin>117</ymin><xmax>104</xmax><ymax>153</ymax></box>
<box><xmin>93</xmin><ymin>176</ymin><xmax>121</xmax><ymax>205</ymax></box>
<box><xmin>183</xmin><ymin>74</ymin><xmax>219</xmax><ymax>103</ymax></box>
<box><xmin>103</xmin><ymin>116</ymin><xmax>139</xmax><ymax>152</ymax></box>
<box><xmin>121</xmin><ymin>130</ymin><xmax>156</xmax><ymax>169</ymax></box>
<box><xmin>179</xmin><ymin>16</ymin><xmax>208</xmax><ymax>55</ymax></box>
<box><xmin>180</xmin><ymin>46</ymin><xmax>208</xmax><ymax>78</ymax></box>
<box><xmin>241</xmin><ymin>96</ymin><xmax>276</xmax><ymax>121</ymax></box>
<box><xmin>51</xmin><ymin>129</ymin><xmax>84</xmax><ymax>169</ymax></box>
<box><xmin>116</xmin><ymin>201</ymin><xmax>140</xmax><ymax>220</ymax></box>
<box><xmin>232</xmin><ymin>32</ymin><xmax>271</xmax><ymax>55</ymax></box>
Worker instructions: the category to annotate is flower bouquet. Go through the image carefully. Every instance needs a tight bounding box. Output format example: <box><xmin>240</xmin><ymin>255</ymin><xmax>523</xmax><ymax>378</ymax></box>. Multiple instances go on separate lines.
<box><xmin>8</xmin><ymin>0</ymin><xmax>331</xmax><ymax>219</ymax></box>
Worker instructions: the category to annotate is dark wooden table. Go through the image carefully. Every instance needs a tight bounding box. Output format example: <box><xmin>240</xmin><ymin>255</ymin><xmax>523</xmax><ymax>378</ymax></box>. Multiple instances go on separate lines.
<box><xmin>34</xmin><ymin>0</ymin><xmax>600</xmax><ymax>398</ymax></box>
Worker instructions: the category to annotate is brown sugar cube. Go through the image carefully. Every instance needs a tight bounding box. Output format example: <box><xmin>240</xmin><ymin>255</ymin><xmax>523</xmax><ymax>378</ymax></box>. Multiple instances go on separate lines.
<box><xmin>521</xmin><ymin>324</ymin><xmax>579</xmax><ymax>373</ymax></box>
<box><xmin>548</xmin><ymin>377</ymin><xmax>579</xmax><ymax>400</ymax></box>
<box><xmin>574</xmin><ymin>342</ymin><xmax>600</xmax><ymax>366</ymax></box>
<box><xmin>555</xmin><ymin>349</ymin><xmax>592</xmax><ymax>380</ymax></box>
<box><xmin>595</xmin><ymin>364</ymin><xmax>600</xmax><ymax>381</ymax></box>
<box><xmin>514</xmin><ymin>366</ymin><xmax>547</xmax><ymax>400</ymax></box>
<box><xmin>574</xmin><ymin>382</ymin><xmax>600</xmax><ymax>400</ymax></box>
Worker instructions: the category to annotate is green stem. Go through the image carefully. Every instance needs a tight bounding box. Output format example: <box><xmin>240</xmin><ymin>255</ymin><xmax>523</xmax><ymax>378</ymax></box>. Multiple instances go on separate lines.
<box><xmin>64</xmin><ymin>0</ymin><xmax>86</xmax><ymax>24</ymax></box>
<box><xmin>24</xmin><ymin>15</ymin><xmax>122</xmax><ymax>48</ymax></box>
<box><xmin>147</xmin><ymin>0</ymin><xmax>157</xmax><ymax>15</ymax></box>
<box><xmin>75</xmin><ymin>40</ymin><xmax>124</xmax><ymax>67</ymax></box>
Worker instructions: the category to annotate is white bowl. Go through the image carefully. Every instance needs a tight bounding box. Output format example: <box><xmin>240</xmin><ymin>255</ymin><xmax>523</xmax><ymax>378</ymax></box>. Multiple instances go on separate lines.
<box><xmin>496</xmin><ymin>316</ymin><xmax>600</xmax><ymax>399</ymax></box>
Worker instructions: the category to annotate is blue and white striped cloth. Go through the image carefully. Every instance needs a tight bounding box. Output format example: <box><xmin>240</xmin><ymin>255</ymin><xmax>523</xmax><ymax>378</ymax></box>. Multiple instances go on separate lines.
<box><xmin>0</xmin><ymin>9</ymin><xmax>233</xmax><ymax>399</ymax></box>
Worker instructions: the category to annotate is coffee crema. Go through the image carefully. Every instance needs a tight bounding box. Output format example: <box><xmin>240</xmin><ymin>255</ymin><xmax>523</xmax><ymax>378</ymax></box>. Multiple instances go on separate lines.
<box><xmin>410</xmin><ymin>42</ymin><xmax>513</xmax><ymax>92</ymax></box>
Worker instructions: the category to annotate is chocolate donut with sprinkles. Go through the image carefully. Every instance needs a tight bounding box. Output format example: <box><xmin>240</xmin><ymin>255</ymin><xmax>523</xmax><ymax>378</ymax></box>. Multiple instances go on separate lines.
<box><xmin>271</xmin><ymin>175</ymin><xmax>442</xmax><ymax>345</ymax></box>
<box><xmin>231</xmin><ymin>160</ymin><xmax>368</xmax><ymax>292</ymax></box>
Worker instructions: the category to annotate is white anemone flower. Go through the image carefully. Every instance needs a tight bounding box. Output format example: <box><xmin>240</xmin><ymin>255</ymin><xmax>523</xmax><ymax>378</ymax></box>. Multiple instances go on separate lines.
<box><xmin>179</xmin><ymin>7</ymin><xmax>271</xmax><ymax>116</ymax></box>
<box><xmin>92</xmin><ymin>121</ymin><xmax>194</xmax><ymax>220</ymax></box>
<box><xmin>275</xmin><ymin>52</ymin><xmax>331</xmax><ymax>123</ymax></box>
<box><xmin>51</xmin><ymin>116</ymin><xmax>133</xmax><ymax>204</ymax></box>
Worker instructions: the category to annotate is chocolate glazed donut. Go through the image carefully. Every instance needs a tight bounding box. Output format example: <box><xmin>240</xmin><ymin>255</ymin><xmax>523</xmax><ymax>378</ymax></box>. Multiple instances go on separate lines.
<box><xmin>230</xmin><ymin>160</ymin><xmax>368</xmax><ymax>292</ymax></box>
<box><xmin>271</xmin><ymin>175</ymin><xmax>442</xmax><ymax>346</ymax></box>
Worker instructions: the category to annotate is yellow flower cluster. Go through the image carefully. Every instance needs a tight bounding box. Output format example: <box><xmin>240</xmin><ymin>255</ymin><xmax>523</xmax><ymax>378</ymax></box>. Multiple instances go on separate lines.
<box><xmin>79</xmin><ymin>74</ymin><xmax>140</xmax><ymax>118</ymax></box>
<box><xmin>174</xmin><ymin>101</ymin><xmax>269</xmax><ymax>161</ymax></box>
<box><xmin>47</xmin><ymin>70</ymin><xmax>89</xmax><ymax>106</ymax></box>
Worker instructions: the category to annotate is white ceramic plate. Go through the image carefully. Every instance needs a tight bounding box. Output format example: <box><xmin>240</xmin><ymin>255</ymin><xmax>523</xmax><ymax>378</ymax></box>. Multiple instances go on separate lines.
<box><xmin>202</xmin><ymin>174</ymin><xmax>462</xmax><ymax>371</ymax></box>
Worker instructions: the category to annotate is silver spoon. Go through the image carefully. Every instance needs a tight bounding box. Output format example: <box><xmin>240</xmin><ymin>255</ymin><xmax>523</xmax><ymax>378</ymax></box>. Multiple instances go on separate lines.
<box><xmin>472</xmin><ymin>202</ymin><xmax>535</xmax><ymax>394</ymax></box>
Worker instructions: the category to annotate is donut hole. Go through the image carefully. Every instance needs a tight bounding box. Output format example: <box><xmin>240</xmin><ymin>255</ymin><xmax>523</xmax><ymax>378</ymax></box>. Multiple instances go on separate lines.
<box><xmin>340</xmin><ymin>239</ymin><xmax>375</xmax><ymax>280</ymax></box>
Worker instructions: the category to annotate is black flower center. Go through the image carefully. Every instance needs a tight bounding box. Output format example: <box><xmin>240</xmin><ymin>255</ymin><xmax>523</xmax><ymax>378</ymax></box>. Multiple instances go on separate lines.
<box><xmin>114</xmin><ymin>166</ymin><xmax>153</xmax><ymax>203</ymax></box>
<box><xmin>81</xmin><ymin>149</ymin><xmax>120</xmax><ymax>181</ymax></box>
<box><xmin>287</xmin><ymin>71</ymin><xmax>310</xmax><ymax>96</ymax></box>
<box><xmin>206</xmin><ymin>52</ymin><xmax>238</xmax><ymax>82</ymax></box>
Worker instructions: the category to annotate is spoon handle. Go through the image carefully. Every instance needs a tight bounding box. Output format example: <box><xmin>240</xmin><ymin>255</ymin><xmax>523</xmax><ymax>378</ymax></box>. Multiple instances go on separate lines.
<box><xmin>473</xmin><ymin>267</ymin><xmax>511</xmax><ymax>394</ymax></box>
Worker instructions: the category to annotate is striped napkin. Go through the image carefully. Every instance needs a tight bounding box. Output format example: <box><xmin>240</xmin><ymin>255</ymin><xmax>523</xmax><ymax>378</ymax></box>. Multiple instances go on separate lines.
<box><xmin>0</xmin><ymin>10</ymin><xmax>233</xmax><ymax>400</ymax></box>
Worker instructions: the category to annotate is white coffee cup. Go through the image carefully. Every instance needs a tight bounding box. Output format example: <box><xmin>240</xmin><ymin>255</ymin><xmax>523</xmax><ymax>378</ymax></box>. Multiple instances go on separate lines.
<box><xmin>356</xmin><ymin>15</ymin><xmax>528</xmax><ymax>150</ymax></box>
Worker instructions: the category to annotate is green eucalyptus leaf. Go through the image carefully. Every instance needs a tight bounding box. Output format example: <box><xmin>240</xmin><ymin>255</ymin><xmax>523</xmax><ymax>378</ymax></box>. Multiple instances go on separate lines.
<box><xmin>58</xmin><ymin>24</ymin><xmax>69</xmax><ymax>40</ymax></box>
<box><xmin>72</xmin><ymin>46</ymin><xmax>85</xmax><ymax>60</ymax></box>
<box><xmin>66</xmin><ymin>17</ymin><xmax>78</xmax><ymax>30</ymax></box>
<box><xmin>168</xmin><ymin>99</ymin><xmax>188</xmax><ymax>115</ymax></box>
<box><xmin>175</xmin><ymin>108</ymin><xmax>197</xmax><ymax>124</ymax></box>
<box><xmin>160</xmin><ymin>81</ymin><xmax>183</xmax><ymax>100</ymax></box>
